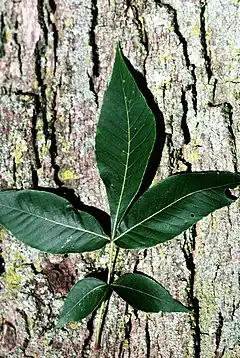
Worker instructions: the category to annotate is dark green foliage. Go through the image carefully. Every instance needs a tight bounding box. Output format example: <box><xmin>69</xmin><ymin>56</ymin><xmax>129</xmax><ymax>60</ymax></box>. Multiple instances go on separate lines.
<box><xmin>95</xmin><ymin>46</ymin><xmax>156</xmax><ymax>235</ymax></box>
<box><xmin>0</xmin><ymin>44</ymin><xmax>239</xmax><ymax>332</ymax></box>
<box><xmin>111</xmin><ymin>273</ymin><xmax>189</xmax><ymax>313</ymax></box>
<box><xmin>115</xmin><ymin>172</ymin><xmax>240</xmax><ymax>249</ymax></box>
<box><xmin>56</xmin><ymin>278</ymin><xmax>109</xmax><ymax>328</ymax></box>
<box><xmin>0</xmin><ymin>190</ymin><xmax>109</xmax><ymax>254</ymax></box>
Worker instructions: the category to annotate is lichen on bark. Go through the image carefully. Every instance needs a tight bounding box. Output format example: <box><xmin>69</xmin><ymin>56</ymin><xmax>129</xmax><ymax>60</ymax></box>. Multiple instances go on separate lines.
<box><xmin>0</xmin><ymin>0</ymin><xmax>240</xmax><ymax>357</ymax></box>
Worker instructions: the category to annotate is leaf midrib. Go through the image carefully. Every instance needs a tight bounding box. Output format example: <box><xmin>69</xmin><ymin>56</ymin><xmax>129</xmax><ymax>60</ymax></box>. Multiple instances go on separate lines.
<box><xmin>112</xmin><ymin>283</ymin><xmax>168</xmax><ymax>303</ymax></box>
<box><xmin>0</xmin><ymin>203</ymin><xmax>108</xmax><ymax>240</ymax></box>
<box><xmin>112</xmin><ymin>68</ymin><xmax>131</xmax><ymax>237</ymax></box>
<box><xmin>58</xmin><ymin>283</ymin><xmax>108</xmax><ymax>325</ymax></box>
<box><xmin>115</xmin><ymin>181</ymin><xmax>235</xmax><ymax>240</ymax></box>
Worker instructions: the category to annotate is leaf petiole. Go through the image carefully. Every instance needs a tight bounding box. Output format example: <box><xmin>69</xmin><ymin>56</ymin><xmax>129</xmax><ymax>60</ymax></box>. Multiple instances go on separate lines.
<box><xmin>95</xmin><ymin>239</ymin><xmax>117</xmax><ymax>349</ymax></box>
<box><xmin>107</xmin><ymin>239</ymin><xmax>115</xmax><ymax>284</ymax></box>
<box><xmin>95</xmin><ymin>300</ymin><xmax>106</xmax><ymax>352</ymax></box>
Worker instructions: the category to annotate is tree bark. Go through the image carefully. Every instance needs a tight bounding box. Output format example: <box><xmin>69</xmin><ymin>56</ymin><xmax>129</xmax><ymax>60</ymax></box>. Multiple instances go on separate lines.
<box><xmin>0</xmin><ymin>0</ymin><xmax>240</xmax><ymax>357</ymax></box>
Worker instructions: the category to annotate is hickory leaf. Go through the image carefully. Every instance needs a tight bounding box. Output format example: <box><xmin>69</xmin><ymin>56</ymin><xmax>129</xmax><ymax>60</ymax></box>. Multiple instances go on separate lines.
<box><xmin>0</xmin><ymin>190</ymin><xmax>109</xmax><ymax>254</ymax></box>
<box><xmin>56</xmin><ymin>277</ymin><xmax>110</xmax><ymax>328</ymax></box>
<box><xmin>1</xmin><ymin>44</ymin><xmax>240</xmax><ymax>350</ymax></box>
<box><xmin>115</xmin><ymin>172</ymin><xmax>240</xmax><ymax>250</ymax></box>
<box><xmin>111</xmin><ymin>273</ymin><xmax>188</xmax><ymax>313</ymax></box>
<box><xmin>95</xmin><ymin>45</ymin><xmax>156</xmax><ymax>236</ymax></box>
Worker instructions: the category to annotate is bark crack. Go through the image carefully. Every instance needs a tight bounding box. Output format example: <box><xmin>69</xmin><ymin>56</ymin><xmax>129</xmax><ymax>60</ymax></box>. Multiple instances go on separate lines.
<box><xmin>0</xmin><ymin>12</ymin><xmax>6</xmax><ymax>58</ymax></box>
<box><xmin>181</xmin><ymin>88</ymin><xmax>191</xmax><ymax>145</ymax></box>
<box><xmin>0</xmin><ymin>246</ymin><xmax>5</xmax><ymax>275</ymax></box>
<box><xmin>87</xmin><ymin>71</ymin><xmax>99</xmax><ymax>107</ymax></box>
<box><xmin>97</xmin><ymin>295</ymin><xmax>111</xmax><ymax>352</ymax></box>
<box><xmin>166</xmin><ymin>132</ymin><xmax>192</xmax><ymax>173</ymax></box>
<box><xmin>34</xmin><ymin>39</ymin><xmax>49</xmax><ymax>140</ymax></box>
<box><xmin>133</xmin><ymin>253</ymin><xmax>140</xmax><ymax>272</ymax></box>
<box><xmin>81</xmin><ymin>314</ymin><xmax>95</xmax><ymax>357</ymax></box>
<box><xmin>145</xmin><ymin>316</ymin><xmax>151</xmax><ymax>358</ymax></box>
<box><xmin>221</xmin><ymin>102</ymin><xmax>238</xmax><ymax>172</ymax></box>
<box><xmin>16</xmin><ymin>309</ymin><xmax>32</xmax><ymax>355</ymax></box>
<box><xmin>31</xmin><ymin>95</ymin><xmax>42</xmax><ymax>170</ymax></box>
<box><xmin>125</xmin><ymin>1</ymin><xmax>149</xmax><ymax>78</ymax></box>
<box><xmin>215</xmin><ymin>311</ymin><xmax>225</xmax><ymax>357</ymax></box>
<box><xmin>199</xmin><ymin>0</ymin><xmax>213</xmax><ymax>83</ymax></box>
<box><xmin>118</xmin><ymin>305</ymin><xmax>132</xmax><ymax>358</ymax></box>
<box><xmin>49</xmin><ymin>87</ymin><xmax>64</xmax><ymax>186</ymax></box>
<box><xmin>12</xmin><ymin>156</ymin><xmax>17</xmax><ymax>187</ymax></box>
<box><xmin>13</xmin><ymin>19</ymin><xmax>23</xmax><ymax>76</ymax></box>
<box><xmin>35</xmin><ymin>0</ymin><xmax>63</xmax><ymax>186</ymax></box>
<box><xmin>48</xmin><ymin>0</ymin><xmax>58</xmax><ymax>76</ymax></box>
<box><xmin>166</xmin><ymin>130</ymin><xmax>175</xmax><ymax>174</ymax></box>
<box><xmin>88</xmin><ymin>0</ymin><xmax>99</xmax><ymax>107</ymax></box>
<box><xmin>182</xmin><ymin>227</ymin><xmax>201</xmax><ymax>358</ymax></box>
<box><xmin>155</xmin><ymin>0</ymin><xmax>198</xmax><ymax>114</ymax></box>
<box><xmin>212</xmin><ymin>78</ymin><xmax>218</xmax><ymax>103</ymax></box>
<box><xmin>37</xmin><ymin>0</ymin><xmax>48</xmax><ymax>44</ymax></box>
<box><xmin>89</xmin><ymin>0</ymin><xmax>100</xmax><ymax>77</ymax></box>
<box><xmin>79</xmin><ymin>254</ymin><xmax>99</xmax><ymax>272</ymax></box>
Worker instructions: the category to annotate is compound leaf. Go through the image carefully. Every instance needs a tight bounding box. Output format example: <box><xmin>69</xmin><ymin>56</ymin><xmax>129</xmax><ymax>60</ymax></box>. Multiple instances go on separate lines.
<box><xmin>111</xmin><ymin>273</ymin><xmax>188</xmax><ymax>313</ymax></box>
<box><xmin>56</xmin><ymin>277</ymin><xmax>109</xmax><ymax>328</ymax></box>
<box><xmin>115</xmin><ymin>172</ymin><xmax>240</xmax><ymax>249</ymax></box>
<box><xmin>0</xmin><ymin>190</ymin><xmax>109</xmax><ymax>253</ymax></box>
<box><xmin>95</xmin><ymin>45</ymin><xmax>156</xmax><ymax>236</ymax></box>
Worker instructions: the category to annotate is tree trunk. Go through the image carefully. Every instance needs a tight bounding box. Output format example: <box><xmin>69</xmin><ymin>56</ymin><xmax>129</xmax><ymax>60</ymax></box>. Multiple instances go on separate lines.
<box><xmin>0</xmin><ymin>0</ymin><xmax>240</xmax><ymax>357</ymax></box>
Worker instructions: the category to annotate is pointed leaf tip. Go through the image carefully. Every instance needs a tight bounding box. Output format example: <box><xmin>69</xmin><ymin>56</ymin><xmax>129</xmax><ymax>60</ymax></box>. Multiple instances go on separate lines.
<box><xmin>115</xmin><ymin>171</ymin><xmax>240</xmax><ymax>250</ymax></box>
<box><xmin>96</xmin><ymin>45</ymin><xmax>156</xmax><ymax>235</ymax></box>
<box><xmin>111</xmin><ymin>273</ymin><xmax>189</xmax><ymax>313</ymax></box>
<box><xmin>0</xmin><ymin>190</ymin><xmax>109</xmax><ymax>254</ymax></box>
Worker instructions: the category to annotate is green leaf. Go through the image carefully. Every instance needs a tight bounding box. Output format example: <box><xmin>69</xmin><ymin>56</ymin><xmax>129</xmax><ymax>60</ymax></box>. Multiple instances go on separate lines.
<box><xmin>115</xmin><ymin>172</ymin><xmax>240</xmax><ymax>249</ymax></box>
<box><xmin>56</xmin><ymin>277</ymin><xmax>109</xmax><ymax>328</ymax></box>
<box><xmin>95</xmin><ymin>45</ymin><xmax>156</xmax><ymax>235</ymax></box>
<box><xmin>111</xmin><ymin>273</ymin><xmax>188</xmax><ymax>313</ymax></box>
<box><xmin>0</xmin><ymin>190</ymin><xmax>109</xmax><ymax>253</ymax></box>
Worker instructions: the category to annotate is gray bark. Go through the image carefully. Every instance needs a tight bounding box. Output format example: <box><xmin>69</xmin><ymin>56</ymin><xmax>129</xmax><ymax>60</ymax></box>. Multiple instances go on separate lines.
<box><xmin>0</xmin><ymin>0</ymin><xmax>240</xmax><ymax>357</ymax></box>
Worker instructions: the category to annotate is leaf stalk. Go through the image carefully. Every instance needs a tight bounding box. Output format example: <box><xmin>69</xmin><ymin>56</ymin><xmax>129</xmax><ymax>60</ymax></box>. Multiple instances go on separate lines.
<box><xmin>95</xmin><ymin>239</ymin><xmax>116</xmax><ymax>349</ymax></box>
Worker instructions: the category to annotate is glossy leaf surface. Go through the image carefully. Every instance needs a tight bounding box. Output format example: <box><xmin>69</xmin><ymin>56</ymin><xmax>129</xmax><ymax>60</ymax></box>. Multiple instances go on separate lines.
<box><xmin>56</xmin><ymin>277</ymin><xmax>109</xmax><ymax>328</ymax></box>
<box><xmin>95</xmin><ymin>45</ymin><xmax>156</xmax><ymax>235</ymax></box>
<box><xmin>0</xmin><ymin>190</ymin><xmax>109</xmax><ymax>253</ymax></box>
<box><xmin>115</xmin><ymin>172</ymin><xmax>240</xmax><ymax>249</ymax></box>
<box><xmin>111</xmin><ymin>273</ymin><xmax>188</xmax><ymax>313</ymax></box>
